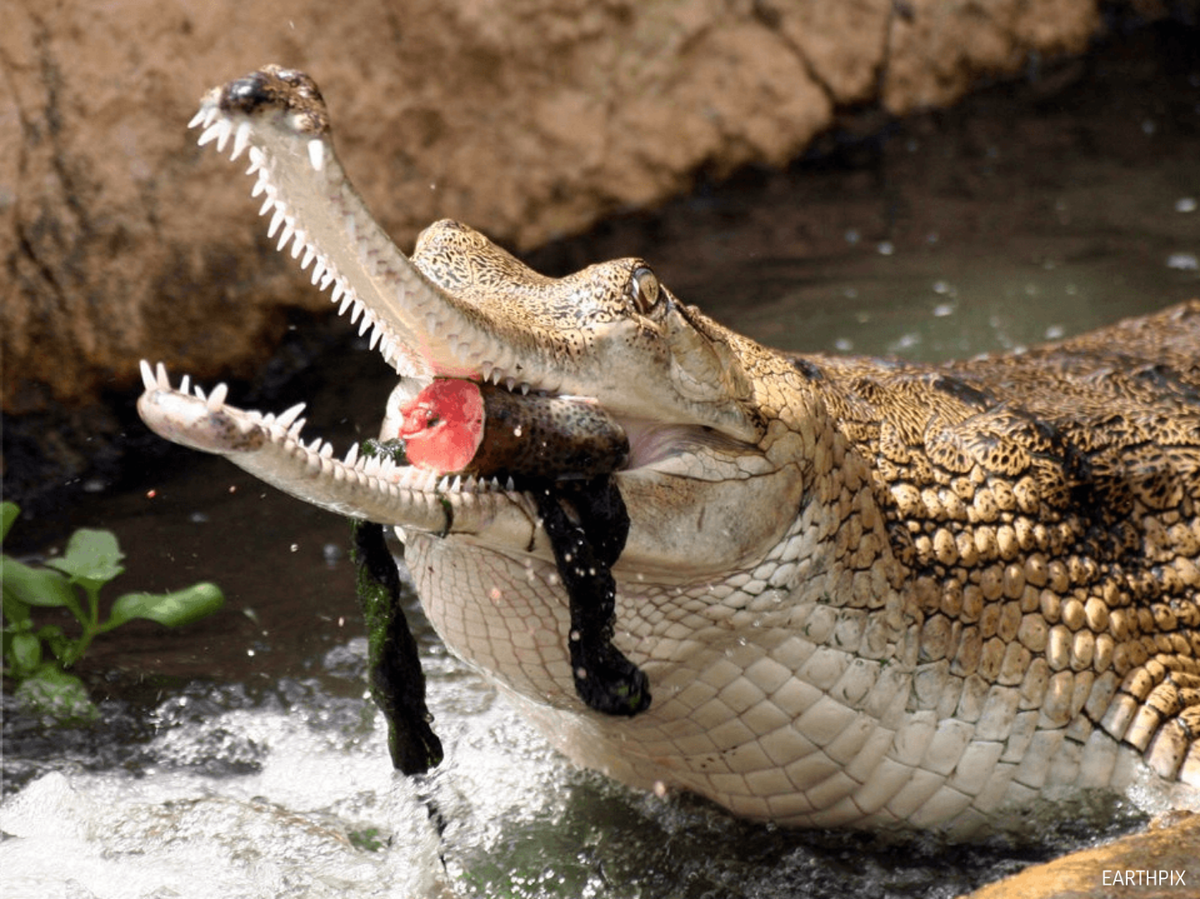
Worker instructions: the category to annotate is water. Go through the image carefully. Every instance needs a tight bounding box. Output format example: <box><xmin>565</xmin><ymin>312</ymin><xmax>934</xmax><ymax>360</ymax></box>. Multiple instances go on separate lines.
<box><xmin>4</xmin><ymin>24</ymin><xmax>1200</xmax><ymax>899</ymax></box>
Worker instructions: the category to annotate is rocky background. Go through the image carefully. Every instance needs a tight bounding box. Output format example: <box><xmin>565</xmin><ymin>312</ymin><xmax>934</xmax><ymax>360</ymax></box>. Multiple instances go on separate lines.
<box><xmin>0</xmin><ymin>0</ymin><xmax>1192</xmax><ymax>497</ymax></box>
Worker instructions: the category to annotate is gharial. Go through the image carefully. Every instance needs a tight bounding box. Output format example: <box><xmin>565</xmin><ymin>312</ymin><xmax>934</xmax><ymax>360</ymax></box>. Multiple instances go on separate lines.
<box><xmin>138</xmin><ymin>66</ymin><xmax>1200</xmax><ymax>836</ymax></box>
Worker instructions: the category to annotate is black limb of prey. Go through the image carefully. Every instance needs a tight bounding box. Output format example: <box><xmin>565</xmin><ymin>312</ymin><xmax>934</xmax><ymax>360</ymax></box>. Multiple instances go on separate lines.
<box><xmin>532</xmin><ymin>475</ymin><xmax>651</xmax><ymax>717</ymax></box>
<box><xmin>351</xmin><ymin>519</ymin><xmax>444</xmax><ymax>774</ymax></box>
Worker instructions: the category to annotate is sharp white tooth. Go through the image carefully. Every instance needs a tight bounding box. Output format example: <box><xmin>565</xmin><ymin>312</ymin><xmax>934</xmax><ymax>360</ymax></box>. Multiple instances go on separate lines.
<box><xmin>310</xmin><ymin>258</ymin><xmax>326</xmax><ymax>285</ymax></box>
<box><xmin>251</xmin><ymin>178</ymin><xmax>267</xmax><ymax>198</ymax></box>
<box><xmin>290</xmin><ymin>231</ymin><xmax>306</xmax><ymax>259</ymax></box>
<box><xmin>319</xmin><ymin>271</ymin><xmax>334</xmax><ymax>291</ymax></box>
<box><xmin>506</xmin><ymin>476</ymin><xmax>516</xmax><ymax>491</ymax></box>
<box><xmin>248</xmin><ymin>145</ymin><xmax>266</xmax><ymax>170</ymax></box>
<box><xmin>187</xmin><ymin>109</ymin><xmax>208</xmax><ymax>129</ymax></box>
<box><xmin>357</xmin><ymin>314</ymin><xmax>372</xmax><ymax>337</ymax></box>
<box><xmin>368</xmin><ymin>325</ymin><xmax>383</xmax><ymax>351</ymax></box>
<box><xmin>344</xmin><ymin>443</ymin><xmax>360</xmax><ymax>467</ymax></box>
<box><xmin>180</xmin><ymin>374</ymin><xmax>192</xmax><ymax>395</ymax></box>
<box><xmin>331</xmin><ymin>281</ymin><xmax>345</xmax><ymax>304</ymax></box>
<box><xmin>197</xmin><ymin>121</ymin><xmax>226</xmax><ymax>147</ymax></box>
<box><xmin>437</xmin><ymin>475</ymin><xmax>451</xmax><ymax>492</ymax></box>
<box><xmin>207</xmin><ymin>382</ymin><xmax>229</xmax><ymax>411</ymax></box>
<box><xmin>349</xmin><ymin>299</ymin><xmax>364</xmax><ymax>325</ymax></box>
<box><xmin>505</xmin><ymin>377</ymin><xmax>517</xmax><ymax>391</ymax></box>
<box><xmin>193</xmin><ymin>384</ymin><xmax>207</xmax><ymax>401</ymax></box>
<box><xmin>230</xmin><ymin>121</ymin><xmax>251</xmax><ymax>161</ymax></box>
<box><xmin>288</xmin><ymin>418</ymin><xmax>306</xmax><ymax>439</ymax></box>
<box><xmin>138</xmin><ymin>360</ymin><xmax>156</xmax><ymax>390</ymax></box>
<box><xmin>519</xmin><ymin>383</ymin><xmax>530</xmax><ymax>395</ymax></box>
<box><xmin>338</xmin><ymin>292</ymin><xmax>354</xmax><ymax>315</ymax></box>
<box><xmin>215</xmin><ymin>121</ymin><xmax>233</xmax><ymax>153</ymax></box>
<box><xmin>277</xmin><ymin>222</ymin><xmax>295</xmax><ymax>252</ymax></box>
<box><xmin>276</xmin><ymin>402</ymin><xmax>306</xmax><ymax>429</ymax></box>
<box><xmin>258</xmin><ymin>193</ymin><xmax>274</xmax><ymax>216</ymax></box>
<box><xmin>307</xmin><ymin>138</ymin><xmax>325</xmax><ymax>172</ymax></box>
<box><xmin>267</xmin><ymin>208</ymin><xmax>285</xmax><ymax>239</ymax></box>
<box><xmin>300</xmin><ymin>245</ymin><xmax>316</xmax><ymax>270</ymax></box>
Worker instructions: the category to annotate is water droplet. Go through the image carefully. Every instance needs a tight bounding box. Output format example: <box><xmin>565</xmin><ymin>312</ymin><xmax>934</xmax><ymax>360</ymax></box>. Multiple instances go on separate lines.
<box><xmin>1175</xmin><ymin>197</ymin><xmax>1197</xmax><ymax>213</ymax></box>
<box><xmin>876</xmin><ymin>240</ymin><xmax>895</xmax><ymax>256</ymax></box>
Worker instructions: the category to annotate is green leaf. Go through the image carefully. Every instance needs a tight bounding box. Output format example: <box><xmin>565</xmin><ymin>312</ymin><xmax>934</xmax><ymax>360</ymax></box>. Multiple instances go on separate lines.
<box><xmin>1</xmin><ymin>556</ymin><xmax>78</xmax><ymax>609</ymax></box>
<box><xmin>46</xmin><ymin>528</ymin><xmax>125</xmax><ymax>590</ymax></box>
<box><xmin>9</xmin><ymin>631</ymin><xmax>43</xmax><ymax>675</ymax></box>
<box><xmin>106</xmin><ymin>582</ymin><xmax>225</xmax><ymax>629</ymax></box>
<box><xmin>1</xmin><ymin>502</ymin><xmax>18</xmax><ymax>544</ymax></box>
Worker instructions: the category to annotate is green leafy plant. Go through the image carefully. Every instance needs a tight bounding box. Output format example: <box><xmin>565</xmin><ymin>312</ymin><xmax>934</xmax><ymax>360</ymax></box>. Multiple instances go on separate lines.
<box><xmin>1</xmin><ymin>501</ymin><xmax>225</xmax><ymax>720</ymax></box>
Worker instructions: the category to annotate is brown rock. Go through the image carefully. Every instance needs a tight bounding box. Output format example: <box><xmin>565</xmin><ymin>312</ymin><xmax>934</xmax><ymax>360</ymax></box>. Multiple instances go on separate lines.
<box><xmin>1</xmin><ymin>0</ymin><xmax>1105</xmax><ymax>420</ymax></box>
<box><xmin>959</xmin><ymin>812</ymin><xmax>1200</xmax><ymax>899</ymax></box>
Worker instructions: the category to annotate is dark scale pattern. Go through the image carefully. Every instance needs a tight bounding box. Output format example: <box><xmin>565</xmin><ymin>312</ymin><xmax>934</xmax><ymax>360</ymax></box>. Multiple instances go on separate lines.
<box><xmin>793</xmin><ymin>303</ymin><xmax>1200</xmax><ymax>782</ymax></box>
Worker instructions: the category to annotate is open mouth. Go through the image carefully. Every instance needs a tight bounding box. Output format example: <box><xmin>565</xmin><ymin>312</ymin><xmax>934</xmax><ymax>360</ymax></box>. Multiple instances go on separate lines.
<box><xmin>150</xmin><ymin>67</ymin><xmax>679</xmax><ymax>497</ymax></box>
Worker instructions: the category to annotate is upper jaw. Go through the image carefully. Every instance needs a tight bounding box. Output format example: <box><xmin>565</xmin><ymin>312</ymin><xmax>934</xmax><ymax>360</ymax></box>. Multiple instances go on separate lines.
<box><xmin>190</xmin><ymin>65</ymin><xmax>519</xmax><ymax>389</ymax></box>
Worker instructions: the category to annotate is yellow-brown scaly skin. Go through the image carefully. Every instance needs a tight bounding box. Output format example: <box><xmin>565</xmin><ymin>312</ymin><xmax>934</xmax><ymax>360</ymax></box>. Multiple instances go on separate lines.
<box><xmin>137</xmin><ymin>66</ymin><xmax>1200</xmax><ymax>835</ymax></box>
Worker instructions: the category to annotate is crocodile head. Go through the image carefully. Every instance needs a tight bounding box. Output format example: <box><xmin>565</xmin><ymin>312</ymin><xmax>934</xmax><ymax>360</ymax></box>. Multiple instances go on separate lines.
<box><xmin>139</xmin><ymin>67</ymin><xmax>814</xmax><ymax>579</ymax></box>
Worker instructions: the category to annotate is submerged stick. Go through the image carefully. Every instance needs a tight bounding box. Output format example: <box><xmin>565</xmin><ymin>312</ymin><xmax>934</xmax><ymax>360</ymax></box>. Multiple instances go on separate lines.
<box><xmin>351</xmin><ymin>519</ymin><xmax>443</xmax><ymax>774</ymax></box>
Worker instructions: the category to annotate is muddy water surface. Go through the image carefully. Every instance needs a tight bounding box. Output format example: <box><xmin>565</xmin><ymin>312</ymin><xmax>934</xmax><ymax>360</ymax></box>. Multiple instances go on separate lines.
<box><xmin>4</xmin><ymin>25</ymin><xmax>1200</xmax><ymax>899</ymax></box>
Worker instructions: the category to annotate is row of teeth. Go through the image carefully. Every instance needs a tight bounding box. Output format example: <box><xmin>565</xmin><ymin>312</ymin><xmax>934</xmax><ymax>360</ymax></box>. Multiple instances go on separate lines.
<box><xmin>188</xmin><ymin>106</ymin><xmax>536</xmax><ymax>395</ymax></box>
<box><xmin>139</xmin><ymin>360</ymin><xmax>517</xmax><ymax>495</ymax></box>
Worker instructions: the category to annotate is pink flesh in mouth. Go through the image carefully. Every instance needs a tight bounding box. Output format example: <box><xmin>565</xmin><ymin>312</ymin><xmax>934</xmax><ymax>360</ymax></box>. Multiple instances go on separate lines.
<box><xmin>398</xmin><ymin>379</ymin><xmax>486</xmax><ymax>474</ymax></box>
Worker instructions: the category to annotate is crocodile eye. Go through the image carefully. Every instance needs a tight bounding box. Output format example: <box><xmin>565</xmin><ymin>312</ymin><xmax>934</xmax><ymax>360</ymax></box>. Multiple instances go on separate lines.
<box><xmin>630</xmin><ymin>266</ymin><xmax>661</xmax><ymax>314</ymax></box>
